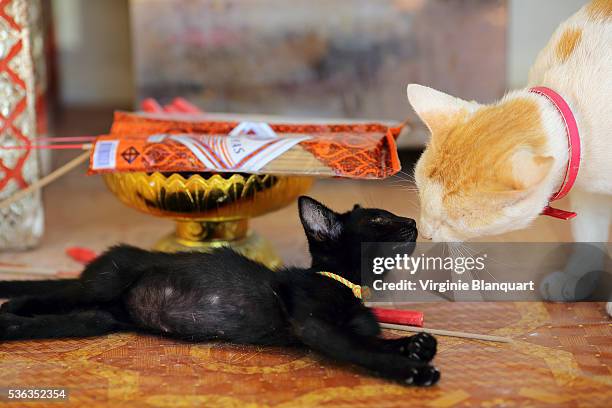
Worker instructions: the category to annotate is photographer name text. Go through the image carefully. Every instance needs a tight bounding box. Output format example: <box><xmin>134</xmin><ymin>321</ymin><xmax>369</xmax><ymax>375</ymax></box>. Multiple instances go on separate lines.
<box><xmin>372</xmin><ymin>279</ymin><xmax>535</xmax><ymax>293</ymax></box>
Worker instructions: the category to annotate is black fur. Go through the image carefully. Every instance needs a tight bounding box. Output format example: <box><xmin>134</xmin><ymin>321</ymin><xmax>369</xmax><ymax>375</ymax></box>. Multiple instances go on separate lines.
<box><xmin>0</xmin><ymin>196</ymin><xmax>438</xmax><ymax>386</ymax></box>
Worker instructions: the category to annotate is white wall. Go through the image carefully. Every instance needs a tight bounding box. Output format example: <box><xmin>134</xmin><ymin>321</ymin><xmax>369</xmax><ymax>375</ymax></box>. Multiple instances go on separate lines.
<box><xmin>507</xmin><ymin>0</ymin><xmax>589</xmax><ymax>89</ymax></box>
<box><xmin>53</xmin><ymin>0</ymin><xmax>133</xmax><ymax>106</ymax></box>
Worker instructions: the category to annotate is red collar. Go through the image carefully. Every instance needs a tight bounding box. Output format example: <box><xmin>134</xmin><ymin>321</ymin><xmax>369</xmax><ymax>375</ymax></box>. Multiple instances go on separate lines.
<box><xmin>529</xmin><ymin>87</ymin><xmax>581</xmax><ymax>220</ymax></box>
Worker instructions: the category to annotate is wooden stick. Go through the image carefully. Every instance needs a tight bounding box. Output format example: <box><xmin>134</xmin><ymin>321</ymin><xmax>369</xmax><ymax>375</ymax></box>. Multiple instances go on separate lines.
<box><xmin>0</xmin><ymin>143</ymin><xmax>91</xmax><ymax>151</ymax></box>
<box><xmin>380</xmin><ymin>322</ymin><xmax>512</xmax><ymax>343</ymax></box>
<box><xmin>0</xmin><ymin>150</ymin><xmax>91</xmax><ymax>210</ymax></box>
<box><xmin>0</xmin><ymin>265</ymin><xmax>59</xmax><ymax>275</ymax></box>
<box><xmin>0</xmin><ymin>143</ymin><xmax>92</xmax><ymax>151</ymax></box>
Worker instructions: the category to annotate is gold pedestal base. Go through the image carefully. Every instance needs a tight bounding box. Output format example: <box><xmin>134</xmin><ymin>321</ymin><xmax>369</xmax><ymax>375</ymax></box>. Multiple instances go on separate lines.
<box><xmin>153</xmin><ymin>220</ymin><xmax>282</xmax><ymax>269</ymax></box>
<box><xmin>103</xmin><ymin>172</ymin><xmax>313</xmax><ymax>270</ymax></box>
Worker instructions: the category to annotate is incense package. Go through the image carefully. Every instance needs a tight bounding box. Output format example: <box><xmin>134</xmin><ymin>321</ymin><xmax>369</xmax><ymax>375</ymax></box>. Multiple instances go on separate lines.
<box><xmin>88</xmin><ymin>112</ymin><xmax>403</xmax><ymax>179</ymax></box>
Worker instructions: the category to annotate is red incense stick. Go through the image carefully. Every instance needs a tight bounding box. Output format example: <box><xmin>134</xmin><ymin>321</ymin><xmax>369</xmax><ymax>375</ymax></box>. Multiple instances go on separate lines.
<box><xmin>35</xmin><ymin>136</ymin><xmax>96</xmax><ymax>143</ymax></box>
<box><xmin>371</xmin><ymin>307</ymin><xmax>424</xmax><ymax>327</ymax></box>
<box><xmin>171</xmin><ymin>97</ymin><xmax>204</xmax><ymax>114</ymax></box>
<box><xmin>142</xmin><ymin>98</ymin><xmax>164</xmax><ymax>113</ymax></box>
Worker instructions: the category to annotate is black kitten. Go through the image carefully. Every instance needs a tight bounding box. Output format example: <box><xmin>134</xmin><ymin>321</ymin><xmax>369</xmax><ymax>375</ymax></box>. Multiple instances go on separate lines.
<box><xmin>0</xmin><ymin>196</ymin><xmax>438</xmax><ymax>386</ymax></box>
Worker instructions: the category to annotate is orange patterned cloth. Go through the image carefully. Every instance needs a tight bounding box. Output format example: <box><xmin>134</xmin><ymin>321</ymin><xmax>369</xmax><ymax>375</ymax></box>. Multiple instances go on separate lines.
<box><xmin>88</xmin><ymin>111</ymin><xmax>403</xmax><ymax>179</ymax></box>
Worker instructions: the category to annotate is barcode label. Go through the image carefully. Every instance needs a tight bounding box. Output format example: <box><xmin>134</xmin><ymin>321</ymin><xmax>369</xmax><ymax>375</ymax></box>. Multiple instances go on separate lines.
<box><xmin>92</xmin><ymin>141</ymin><xmax>119</xmax><ymax>170</ymax></box>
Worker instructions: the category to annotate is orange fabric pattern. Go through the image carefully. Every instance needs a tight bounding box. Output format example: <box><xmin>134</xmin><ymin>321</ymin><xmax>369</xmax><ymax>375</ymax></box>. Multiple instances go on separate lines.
<box><xmin>0</xmin><ymin>301</ymin><xmax>609</xmax><ymax>407</ymax></box>
<box><xmin>88</xmin><ymin>112</ymin><xmax>402</xmax><ymax>179</ymax></box>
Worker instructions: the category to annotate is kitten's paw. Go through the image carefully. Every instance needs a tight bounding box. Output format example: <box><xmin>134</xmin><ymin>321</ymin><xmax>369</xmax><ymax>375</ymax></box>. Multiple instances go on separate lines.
<box><xmin>404</xmin><ymin>365</ymin><xmax>440</xmax><ymax>387</ymax></box>
<box><xmin>0</xmin><ymin>298</ymin><xmax>32</xmax><ymax>316</ymax></box>
<box><xmin>397</xmin><ymin>333</ymin><xmax>437</xmax><ymax>362</ymax></box>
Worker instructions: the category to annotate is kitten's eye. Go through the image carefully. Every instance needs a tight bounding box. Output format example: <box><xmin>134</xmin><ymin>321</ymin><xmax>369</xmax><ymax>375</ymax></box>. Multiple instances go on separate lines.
<box><xmin>370</xmin><ymin>216</ymin><xmax>389</xmax><ymax>225</ymax></box>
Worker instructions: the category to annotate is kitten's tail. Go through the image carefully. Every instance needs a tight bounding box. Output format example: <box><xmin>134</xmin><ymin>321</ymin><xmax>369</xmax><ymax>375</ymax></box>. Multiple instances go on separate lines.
<box><xmin>0</xmin><ymin>279</ymin><xmax>81</xmax><ymax>297</ymax></box>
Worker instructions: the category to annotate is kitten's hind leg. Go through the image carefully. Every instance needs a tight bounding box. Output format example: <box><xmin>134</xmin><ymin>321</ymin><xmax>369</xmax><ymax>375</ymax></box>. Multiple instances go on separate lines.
<box><xmin>0</xmin><ymin>283</ymin><xmax>88</xmax><ymax>316</ymax></box>
<box><xmin>295</xmin><ymin>318</ymin><xmax>440</xmax><ymax>386</ymax></box>
<box><xmin>0</xmin><ymin>279</ymin><xmax>81</xmax><ymax>298</ymax></box>
<box><xmin>1</xmin><ymin>245</ymin><xmax>161</xmax><ymax>315</ymax></box>
<box><xmin>79</xmin><ymin>244</ymin><xmax>167</xmax><ymax>302</ymax></box>
<box><xmin>0</xmin><ymin>310</ymin><xmax>129</xmax><ymax>341</ymax></box>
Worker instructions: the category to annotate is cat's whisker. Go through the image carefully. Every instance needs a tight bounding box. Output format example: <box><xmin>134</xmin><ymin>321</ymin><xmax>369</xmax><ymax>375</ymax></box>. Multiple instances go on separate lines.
<box><xmin>389</xmin><ymin>181</ymin><xmax>416</xmax><ymax>188</ymax></box>
<box><xmin>397</xmin><ymin>170</ymin><xmax>416</xmax><ymax>180</ymax></box>
<box><xmin>384</xmin><ymin>180</ymin><xmax>416</xmax><ymax>190</ymax></box>
<box><xmin>387</xmin><ymin>186</ymin><xmax>420</xmax><ymax>193</ymax></box>
<box><xmin>385</xmin><ymin>182</ymin><xmax>415</xmax><ymax>189</ymax></box>
<box><xmin>463</xmin><ymin>241</ymin><xmax>516</xmax><ymax>269</ymax></box>
<box><xmin>455</xmin><ymin>245</ymin><xmax>487</xmax><ymax>300</ymax></box>
<box><xmin>385</xmin><ymin>181</ymin><xmax>415</xmax><ymax>187</ymax></box>
<box><xmin>359</xmin><ymin>189</ymin><xmax>380</xmax><ymax>208</ymax></box>
<box><xmin>390</xmin><ymin>173</ymin><xmax>416</xmax><ymax>183</ymax></box>
<box><xmin>403</xmin><ymin>198</ymin><xmax>420</xmax><ymax>212</ymax></box>
<box><xmin>386</xmin><ymin>180</ymin><xmax>416</xmax><ymax>186</ymax></box>
<box><xmin>384</xmin><ymin>182</ymin><xmax>418</xmax><ymax>190</ymax></box>
<box><xmin>391</xmin><ymin>178</ymin><xmax>414</xmax><ymax>185</ymax></box>
<box><xmin>458</xmin><ymin>242</ymin><xmax>508</xmax><ymax>284</ymax></box>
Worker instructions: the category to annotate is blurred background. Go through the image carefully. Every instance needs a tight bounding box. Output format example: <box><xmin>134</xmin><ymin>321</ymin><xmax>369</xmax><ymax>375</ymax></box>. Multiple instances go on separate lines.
<box><xmin>48</xmin><ymin>0</ymin><xmax>589</xmax><ymax>148</ymax></box>
<box><xmin>0</xmin><ymin>0</ymin><xmax>593</xmax><ymax>253</ymax></box>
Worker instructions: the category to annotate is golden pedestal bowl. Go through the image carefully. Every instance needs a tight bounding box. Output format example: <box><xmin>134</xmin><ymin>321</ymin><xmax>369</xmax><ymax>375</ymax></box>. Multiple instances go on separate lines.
<box><xmin>103</xmin><ymin>172</ymin><xmax>314</xmax><ymax>269</ymax></box>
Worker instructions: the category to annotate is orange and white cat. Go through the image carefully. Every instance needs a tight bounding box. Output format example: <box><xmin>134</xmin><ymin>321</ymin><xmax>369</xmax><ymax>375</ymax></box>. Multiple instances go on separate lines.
<box><xmin>407</xmin><ymin>0</ymin><xmax>611</xmax><ymax>313</ymax></box>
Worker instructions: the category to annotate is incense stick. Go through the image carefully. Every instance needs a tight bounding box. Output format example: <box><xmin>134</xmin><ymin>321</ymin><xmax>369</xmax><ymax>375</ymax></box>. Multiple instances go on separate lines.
<box><xmin>380</xmin><ymin>322</ymin><xmax>512</xmax><ymax>343</ymax></box>
<box><xmin>0</xmin><ymin>265</ymin><xmax>59</xmax><ymax>275</ymax></box>
<box><xmin>0</xmin><ymin>143</ymin><xmax>92</xmax><ymax>151</ymax></box>
<box><xmin>0</xmin><ymin>150</ymin><xmax>91</xmax><ymax>210</ymax></box>
<box><xmin>35</xmin><ymin>136</ymin><xmax>96</xmax><ymax>143</ymax></box>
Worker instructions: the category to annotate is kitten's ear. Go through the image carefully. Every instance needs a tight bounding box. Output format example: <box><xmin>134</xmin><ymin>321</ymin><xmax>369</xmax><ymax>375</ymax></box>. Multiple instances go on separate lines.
<box><xmin>406</xmin><ymin>84</ymin><xmax>473</xmax><ymax>136</ymax></box>
<box><xmin>298</xmin><ymin>196</ymin><xmax>342</xmax><ymax>241</ymax></box>
<box><xmin>505</xmin><ymin>150</ymin><xmax>554</xmax><ymax>190</ymax></box>
<box><xmin>352</xmin><ymin>204</ymin><xmax>362</xmax><ymax>211</ymax></box>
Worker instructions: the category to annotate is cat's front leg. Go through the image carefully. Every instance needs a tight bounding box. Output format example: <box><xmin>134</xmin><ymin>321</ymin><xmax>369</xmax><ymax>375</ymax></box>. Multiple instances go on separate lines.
<box><xmin>295</xmin><ymin>317</ymin><xmax>440</xmax><ymax>386</ymax></box>
<box><xmin>541</xmin><ymin>190</ymin><xmax>611</xmax><ymax>306</ymax></box>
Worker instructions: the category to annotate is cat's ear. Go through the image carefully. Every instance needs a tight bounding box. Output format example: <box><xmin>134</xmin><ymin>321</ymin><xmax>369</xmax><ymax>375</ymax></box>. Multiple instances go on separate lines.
<box><xmin>298</xmin><ymin>196</ymin><xmax>342</xmax><ymax>241</ymax></box>
<box><xmin>406</xmin><ymin>84</ymin><xmax>474</xmax><ymax>136</ymax></box>
<box><xmin>505</xmin><ymin>150</ymin><xmax>554</xmax><ymax>190</ymax></box>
